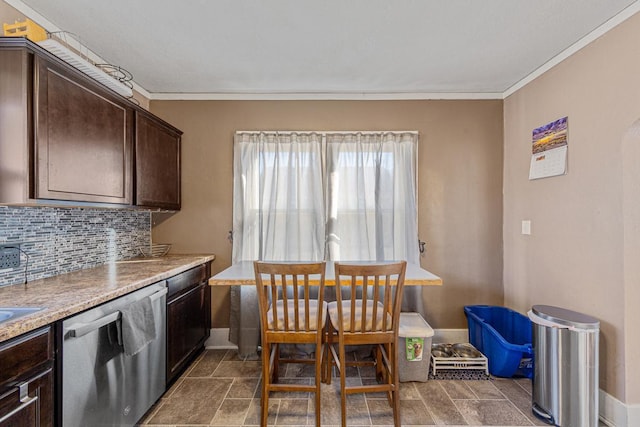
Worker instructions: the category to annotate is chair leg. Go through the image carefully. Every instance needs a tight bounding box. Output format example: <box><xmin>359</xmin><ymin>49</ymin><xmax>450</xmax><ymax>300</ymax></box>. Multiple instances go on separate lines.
<box><xmin>272</xmin><ymin>343</ymin><xmax>280</xmax><ymax>383</ymax></box>
<box><xmin>261</xmin><ymin>343</ymin><xmax>271</xmax><ymax>427</ymax></box>
<box><xmin>375</xmin><ymin>345</ymin><xmax>384</xmax><ymax>383</ymax></box>
<box><xmin>391</xmin><ymin>342</ymin><xmax>401</xmax><ymax>427</ymax></box>
<box><xmin>326</xmin><ymin>323</ymin><xmax>334</xmax><ymax>385</ymax></box>
<box><xmin>338</xmin><ymin>334</ymin><xmax>347</xmax><ymax>427</ymax></box>
<box><xmin>314</xmin><ymin>342</ymin><xmax>323</xmax><ymax>427</ymax></box>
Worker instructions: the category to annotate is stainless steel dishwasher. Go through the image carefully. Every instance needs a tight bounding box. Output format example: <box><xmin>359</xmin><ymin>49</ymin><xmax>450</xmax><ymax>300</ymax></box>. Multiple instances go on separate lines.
<box><xmin>61</xmin><ymin>281</ymin><xmax>167</xmax><ymax>427</ymax></box>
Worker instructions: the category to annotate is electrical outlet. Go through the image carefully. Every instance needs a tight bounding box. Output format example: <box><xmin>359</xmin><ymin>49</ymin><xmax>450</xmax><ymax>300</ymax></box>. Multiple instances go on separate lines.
<box><xmin>0</xmin><ymin>245</ymin><xmax>21</xmax><ymax>269</ymax></box>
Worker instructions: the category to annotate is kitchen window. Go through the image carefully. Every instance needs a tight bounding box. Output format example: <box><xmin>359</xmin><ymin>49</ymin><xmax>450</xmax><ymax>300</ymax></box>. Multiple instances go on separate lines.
<box><xmin>232</xmin><ymin>131</ymin><xmax>419</xmax><ymax>264</ymax></box>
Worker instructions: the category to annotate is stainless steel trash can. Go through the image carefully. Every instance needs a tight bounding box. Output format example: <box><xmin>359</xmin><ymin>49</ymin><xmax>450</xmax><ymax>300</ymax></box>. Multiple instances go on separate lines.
<box><xmin>528</xmin><ymin>305</ymin><xmax>599</xmax><ymax>426</ymax></box>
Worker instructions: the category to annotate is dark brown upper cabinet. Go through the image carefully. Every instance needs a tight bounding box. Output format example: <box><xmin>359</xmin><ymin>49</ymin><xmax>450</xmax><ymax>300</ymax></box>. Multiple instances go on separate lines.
<box><xmin>135</xmin><ymin>111</ymin><xmax>182</xmax><ymax>210</ymax></box>
<box><xmin>34</xmin><ymin>55</ymin><xmax>134</xmax><ymax>204</ymax></box>
<box><xmin>0</xmin><ymin>37</ymin><xmax>182</xmax><ymax>210</ymax></box>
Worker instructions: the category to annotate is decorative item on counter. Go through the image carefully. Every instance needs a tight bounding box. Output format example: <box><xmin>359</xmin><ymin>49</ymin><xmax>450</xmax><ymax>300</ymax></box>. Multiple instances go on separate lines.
<box><xmin>139</xmin><ymin>243</ymin><xmax>171</xmax><ymax>258</ymax></box>
<box><xmin>3</xmin><ymin>19</ymin><xmax>47</xmax><ymax>42</ymax></box>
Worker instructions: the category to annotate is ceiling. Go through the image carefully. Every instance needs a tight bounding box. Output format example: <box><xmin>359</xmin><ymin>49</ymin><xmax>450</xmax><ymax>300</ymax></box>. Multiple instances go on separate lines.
<box><xmin>7</xmin><ymin>0</ymin><xmax>640</xmax><ymax>99</ymax></box>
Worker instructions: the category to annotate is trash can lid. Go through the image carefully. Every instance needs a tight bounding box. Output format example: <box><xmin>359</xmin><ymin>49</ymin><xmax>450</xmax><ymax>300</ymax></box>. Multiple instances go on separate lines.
<box><xmin>398</xmin><ymin>312</ymin><xmax>434</xmax><ymax>338</ymax></box>
<box><xmin>531</xmin><ymin>305</ymin><xmax>599</xmax><ymax>330</ymax></box>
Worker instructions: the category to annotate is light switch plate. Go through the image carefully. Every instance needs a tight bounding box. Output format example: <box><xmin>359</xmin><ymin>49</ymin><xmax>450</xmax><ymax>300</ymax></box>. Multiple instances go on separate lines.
<box><xmin>521</xmin><ymin>220</ymin><xmax>531</xmax><ymax>235</ymax></box>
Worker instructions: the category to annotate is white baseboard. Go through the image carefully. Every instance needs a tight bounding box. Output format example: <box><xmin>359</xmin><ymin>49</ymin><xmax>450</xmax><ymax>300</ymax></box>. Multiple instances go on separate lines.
<box><xmin>599</xmin><ymin>387</ymin><xmax>640</xmax><ymax>426</ymax></box>
<box><xmin>205</xmin><ymin>328</ymin><xmax>238</xmax><ymax>349</ymax></box>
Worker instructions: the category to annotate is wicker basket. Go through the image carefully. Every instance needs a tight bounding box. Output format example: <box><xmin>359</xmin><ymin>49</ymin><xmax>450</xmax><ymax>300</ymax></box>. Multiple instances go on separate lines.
<box><xmin>139</xmin><ymin>243</ymin><xmax>171</xmax><ymax>257</ymax></box>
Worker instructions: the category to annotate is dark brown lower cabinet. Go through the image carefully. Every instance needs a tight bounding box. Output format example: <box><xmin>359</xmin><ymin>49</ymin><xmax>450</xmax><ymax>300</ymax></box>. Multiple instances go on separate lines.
<box><xmin>0</xmin><ymin>327</ymin><xmax>54</xmax><ymax>427</ymax></box>
<box><xmin>166</xmin><ymin>263</ymin><xmax>211</xmax><ymax>384</ymax></box>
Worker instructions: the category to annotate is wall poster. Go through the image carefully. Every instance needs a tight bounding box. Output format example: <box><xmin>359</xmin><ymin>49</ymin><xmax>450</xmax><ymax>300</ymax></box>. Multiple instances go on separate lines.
<box><xmin>529</xmin><ymin>116</ymin><xmax>568</xmax><ymax>180</ymax></box>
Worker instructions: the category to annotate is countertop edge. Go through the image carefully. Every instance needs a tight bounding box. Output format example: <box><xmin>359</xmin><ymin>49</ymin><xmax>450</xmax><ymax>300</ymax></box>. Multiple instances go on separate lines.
<box><xmin>0</xmin><ymin>254</ymin><xmax>216</xmax><ymax>343</ymax></box>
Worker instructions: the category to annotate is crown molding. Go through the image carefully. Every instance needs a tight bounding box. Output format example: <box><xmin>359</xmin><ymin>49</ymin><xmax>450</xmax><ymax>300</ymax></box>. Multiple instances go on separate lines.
<box><xmin>148</xmin><ymin>91</ymin><xmax>503</xmax><ymax>101</ymax></box>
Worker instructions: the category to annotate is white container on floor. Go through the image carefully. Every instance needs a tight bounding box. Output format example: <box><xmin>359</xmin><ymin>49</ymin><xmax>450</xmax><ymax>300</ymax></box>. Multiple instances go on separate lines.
<box><xmin>397</xmin><ymin>312</ymin><xmax>434</xmax><ymax>382</ymax></box>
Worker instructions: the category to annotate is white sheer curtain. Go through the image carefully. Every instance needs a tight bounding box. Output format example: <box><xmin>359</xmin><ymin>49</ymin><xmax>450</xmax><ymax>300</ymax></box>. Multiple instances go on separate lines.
<box><xmin>325</xmin><ymin>132</ymin><xmax>422</xmax><ymax>315</ymax></box>
<box><xmin>232</xmin><ymin>132</ymin><xmax>325</xmax><ymax>262</ymax></box>
<box><xmin>325</xmin><ymin>132</ymin><xmax>419</xmax><ymax>264</ymax></box>
<box><xmin>230</xmin><ymin>132</ymin><xmax>325</xmax><ymax>355</ymax></box>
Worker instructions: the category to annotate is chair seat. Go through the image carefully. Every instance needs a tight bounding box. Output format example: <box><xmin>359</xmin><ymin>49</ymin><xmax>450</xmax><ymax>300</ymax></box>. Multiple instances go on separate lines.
<box><xmin>268</xmin><ymin>300</ymin><xmax>328</xmax><ymax>331</ymax></box>
<box><xmin>327</xmin><ymin>300</ymin><xmax>392</xmax><ymax>332</ymax></box>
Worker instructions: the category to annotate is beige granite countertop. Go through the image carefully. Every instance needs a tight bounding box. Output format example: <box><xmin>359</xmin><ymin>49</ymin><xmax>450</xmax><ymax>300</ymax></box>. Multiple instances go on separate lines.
<box><xmin>0</xmin><ymin>254</ymin><xmax>216</xmax><ymax>343</ymax></box>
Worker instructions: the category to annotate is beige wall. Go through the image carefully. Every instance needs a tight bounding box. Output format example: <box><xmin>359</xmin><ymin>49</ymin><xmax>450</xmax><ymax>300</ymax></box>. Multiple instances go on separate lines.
<box><xmin>0</xmin><ymin>0</ymin><xmax>24</xmax><ymax>24</ymax></box>
<box><xmin>504</xmin><ymin>12</ymin><xmax>640</xmax><ymax>403</ymax></box>
<box><xmin>150</xmin><ymin>100</ymin><xmax>504</xmax><ymax>330</ymax></box>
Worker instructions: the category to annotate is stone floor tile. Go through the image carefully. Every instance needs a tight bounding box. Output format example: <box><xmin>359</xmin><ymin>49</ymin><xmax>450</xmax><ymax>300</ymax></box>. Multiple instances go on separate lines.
<box><xmin>224</xmin><ymin>349</ymin><xmax>248</xmax><ymax>361</ymax></box>
<box><xmin>399</xmin><ymin>381</ymin><xmax>425</xmax><ymax>400</ymax></box>
<box><xmin>244</xmin><ymin>397</ymin><xmax>278</xmax><ymax>426</ymax></box>
<box><xmin>283</xmin><ymin>361</ymin><xmax>321</xmax><ymax>378</ymax></box>
<box><xmin>464</xmin><ymin>379</ymin><xmax>504</xmax><ymax>399</ymax></box>
<box><xmin>163</xmin><ymin>377</ymin><xmax>184</xmax><ymax>398</ymax></box>
<box><xmin>213</xmin><ymin>360</ymin><xmax>263</xmax><ymax>377</ymax></box>
<box><xmin>275</xmin><ymin>399</ymin><xmax>310</xmax><ymax>425</ymax></box>
<box><xmin>367</xmin><ymin>398</ymin><xmax>395</xmax><ymax>426</ymax></box>
<box><xmin>229</xmin><ymin>377</ymin><xmax>261</xmax><ymax>399</ymax></box>
<box><xmin>414</xmin><ymin>381</ymin><xmax>468</xmax><ymax>425</ymax></box>
<box><xmin>454</xmin><ymin>399</ymin><xmax>533</xmax><ymax>426</ymax></box>
<box><xmin>187</xmin><ymin>349</ymin><xmax>227</xmax><ymax>377</ymax></box>
<box><xmin>211</xmin><ymin>398</ymin><xmax>252</xmax><ymax>426</ymax></box>
<box><xmin>400</xmin><ymin>398</ymin><xmax>436</xmax><ymax>425</ymax></box>
<box><xmin>440</xmin><ymin>380</ymin><xmax>476</xmax><ymax>399</ymax></box>
<box><xmin>492</xmin><ymin>378</ymin><xmax>547</xmax><ymax>425</ymax></box>
<box><xmin>146</xmin><ymin>377</ymin><xmax>233</xmax><ymax>425</ymax></box>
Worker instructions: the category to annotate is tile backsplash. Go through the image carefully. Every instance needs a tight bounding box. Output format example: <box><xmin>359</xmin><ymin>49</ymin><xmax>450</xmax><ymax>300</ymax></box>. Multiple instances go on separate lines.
<box><xmin>0</xmin><ymin>206</ymin><xmax>151</xmax><ymax>287</ymax></box>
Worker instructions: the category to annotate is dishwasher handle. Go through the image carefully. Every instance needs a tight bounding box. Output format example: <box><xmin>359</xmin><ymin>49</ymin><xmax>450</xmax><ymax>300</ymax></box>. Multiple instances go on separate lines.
<box><xmin>65</xmin><ymin>287</ymin><xmax>168</xmax><ymax>338</ymax></box>
<box><xmin>66</xmin><ymin>311</ymin><xmax>120</xmax><ymax>338</ymax></box>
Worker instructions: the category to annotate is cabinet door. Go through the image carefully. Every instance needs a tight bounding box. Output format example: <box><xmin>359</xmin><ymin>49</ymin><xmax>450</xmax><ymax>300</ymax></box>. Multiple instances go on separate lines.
<box><xmin>0</xmin><ymin>327</ymin><xmax>54</xmax><ymax>427</ymax></box>
<box><xmin>135</xmin><ymin>112</ymin><xmax>181</xmax><ymax>210</ymax></box>
<box><xmin>0</xmin><ymin>367</ymin><xmax>53</xmax><ymax>427</ymax></box>
<box><xmin>34</xmin><ymin>56</ymin><xmax>133</xmax><ymax>204</ymax></box>
<box><xmin>167</xmin><ymin>282</ymin><xmax>210</xmax><ymax>383</ymax></box>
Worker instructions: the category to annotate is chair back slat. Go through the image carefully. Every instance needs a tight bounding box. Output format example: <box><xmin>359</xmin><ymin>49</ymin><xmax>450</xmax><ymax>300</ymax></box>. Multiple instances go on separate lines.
<box><xmin>270</xmin><ymin>275</ymin><xmax>280</xmax><ymax>330</ymax></box>
<box><xmin>383</xmin><ymin>275</ymin><xmax>391</xmax><ymax>331</ymax></box>
<box><xmin>334</xmin><ymin>261</ymin><xmax>407</xmax><ymax>334</ymax></box>
<box><xmin>254</xmin><ymin>261</ymin><xmax>326</xmax><ymax>335</ymax></box>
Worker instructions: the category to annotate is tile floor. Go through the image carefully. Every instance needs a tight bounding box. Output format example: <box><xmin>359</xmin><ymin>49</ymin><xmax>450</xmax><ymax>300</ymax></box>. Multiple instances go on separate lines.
<box><xmin>139</xmin><ymin>348</ymin><xmax>550</xmax><ymax>426</ymax></box>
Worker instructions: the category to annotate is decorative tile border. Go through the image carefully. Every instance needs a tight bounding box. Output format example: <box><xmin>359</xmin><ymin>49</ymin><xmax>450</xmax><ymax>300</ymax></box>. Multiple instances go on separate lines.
<box><xmin>0</xmin><ymin>206</ymin><xmax>151</xmax><ymax>287</ymax></box>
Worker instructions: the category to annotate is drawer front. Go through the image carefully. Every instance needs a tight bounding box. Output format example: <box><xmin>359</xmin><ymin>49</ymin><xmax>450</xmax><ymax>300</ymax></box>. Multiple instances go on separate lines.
<box><xmin>0</xmin><ymin>327</ymin><xmax>53</xmax><ymax>387</ymax></box>
<box><xmin>167</xmin><ymin>264</ymin><xmax>208</xmax><ymax>298</ymax></box>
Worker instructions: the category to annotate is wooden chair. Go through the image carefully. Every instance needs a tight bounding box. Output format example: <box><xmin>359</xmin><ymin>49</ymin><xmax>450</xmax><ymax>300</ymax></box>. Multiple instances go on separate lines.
<box><xmin>326</xmin><ymin>261</ymin><xmax>407</xmax><ymax>427</ymax></box>
<box><xmin>253</xmin><ymin>261</ymin><xmax>327</xmax><ymax>427</ymax></box>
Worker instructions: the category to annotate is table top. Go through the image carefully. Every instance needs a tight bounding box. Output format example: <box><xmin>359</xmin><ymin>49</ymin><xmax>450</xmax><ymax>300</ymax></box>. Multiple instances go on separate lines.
<box><xmin>209</xmin><ymin>260</ymin><xmax>442</xmax><ymax>286</ymax></box>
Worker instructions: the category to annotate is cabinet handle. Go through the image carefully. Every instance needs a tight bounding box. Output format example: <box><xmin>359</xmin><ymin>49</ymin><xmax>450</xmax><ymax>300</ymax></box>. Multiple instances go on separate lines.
<box><xmin>0</xmin><ymin>382</ymin><xmax>39</xmax><ymax>423</ymax></box>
